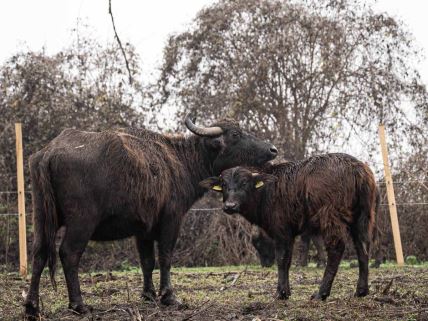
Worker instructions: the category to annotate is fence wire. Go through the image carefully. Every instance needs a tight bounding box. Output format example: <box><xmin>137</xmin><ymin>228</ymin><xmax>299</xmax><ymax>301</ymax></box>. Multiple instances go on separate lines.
<box><xmin>1</xmin><ymin>204</ymin><xmax>427</xmax><ymax>217</ymax></box>
<box><xmin>0</xmin><ymin>179</ymin><xmax>427</xmax><ymax>217</ymax></box>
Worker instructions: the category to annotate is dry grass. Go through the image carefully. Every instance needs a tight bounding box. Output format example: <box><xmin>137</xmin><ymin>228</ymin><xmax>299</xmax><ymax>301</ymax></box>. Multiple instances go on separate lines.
<box><xmin>1</xmin><ymin>263</ymin><xmax>427</xmax><ymax>320</ymax></box>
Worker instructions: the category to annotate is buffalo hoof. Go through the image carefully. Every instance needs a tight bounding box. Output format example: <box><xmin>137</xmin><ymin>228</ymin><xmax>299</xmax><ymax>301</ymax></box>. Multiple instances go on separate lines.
<box><xmin>276</xmin><ymin>289</ymin><xmax>290</xmax><ymax>300</ymax></box>
<box><xmin>354</xmin><ymin>288</ymin><xmax>369</xmax><ymax>297</ymax></box>
<box><xmin>24</xmin><ymin>301</ymin><xmax>39</xmax><ymax>321</ymax></box>
<box><xmin>141</xmin><ymin>289</ymin><xmax>156</xmax><ymax>302</ymax></box>
<box><xmin>310</xmin><ymin>292</ymin><xmax>328</xmax><ymax>301</ymax></box>
<box><xmin>160</xmin><ymin>289</ymin><xmax>181</xmax><ymax>306</ymax></box>
<box><xmin>69</xmin><ymin>302</ymin><xmax>92</xmax><ymax>315</ymax></box>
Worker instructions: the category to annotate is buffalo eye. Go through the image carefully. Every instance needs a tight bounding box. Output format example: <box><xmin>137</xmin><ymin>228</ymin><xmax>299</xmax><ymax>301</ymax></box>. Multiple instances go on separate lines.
<box><xmin>231</xmin><ymin>131</ymin><xmax>240</xmax><ymax>138</ymax></box>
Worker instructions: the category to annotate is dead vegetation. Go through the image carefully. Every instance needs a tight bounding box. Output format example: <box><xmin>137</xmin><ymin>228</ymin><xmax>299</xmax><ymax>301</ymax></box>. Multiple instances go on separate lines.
<box><xmin>1</xmin><ymin>264</ymin><xmax>427</xmax><ymax>320</ymax></box>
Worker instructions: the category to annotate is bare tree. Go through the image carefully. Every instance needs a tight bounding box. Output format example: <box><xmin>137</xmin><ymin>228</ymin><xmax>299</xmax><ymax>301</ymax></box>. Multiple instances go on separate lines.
<box><xmin>152</xmin><ymin>0</ymin><xmax>427</xmax><ymax>160</ymax></box>
<box><xmin>0</xmin><ymin>30</ymin><xmax>144</xmax><ymax>188</ymax></box>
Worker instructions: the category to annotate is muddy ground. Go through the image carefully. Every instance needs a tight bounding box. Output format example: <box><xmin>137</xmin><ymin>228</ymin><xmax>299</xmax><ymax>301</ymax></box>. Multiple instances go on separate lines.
<box><xmin>0</xmin><ymin>264</ymin><xmax>427</xmax><ymax>321</ymax></box>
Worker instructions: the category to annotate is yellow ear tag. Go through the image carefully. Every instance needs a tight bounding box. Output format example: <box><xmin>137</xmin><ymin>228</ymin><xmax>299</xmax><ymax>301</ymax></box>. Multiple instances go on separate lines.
<box><xmin>212</xmin><ymin>185</ymin><xmax>223</xmax><ymax>191</ymax></box>
<box><xmin>255</xmin><ymin>181</ymin><xmax>264</xmax><ymax>188</ymax></box>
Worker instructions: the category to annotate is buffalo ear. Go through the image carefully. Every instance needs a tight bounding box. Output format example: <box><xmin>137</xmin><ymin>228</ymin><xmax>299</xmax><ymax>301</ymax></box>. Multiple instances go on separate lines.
<box><xmin>252</xmin><ymin>173</ymin><xmax>277</xmax><ymax>189</ymax></box>
<box><xmin>199</xmin><ymin>177</ymin><xmax>222</xmax><ymax>192</ymax></box>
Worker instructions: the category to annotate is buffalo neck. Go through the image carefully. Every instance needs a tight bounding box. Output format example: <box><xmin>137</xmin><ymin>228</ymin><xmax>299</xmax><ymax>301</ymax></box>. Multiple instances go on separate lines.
<box><xmin>167</xmin><ymin>134</ymin><xmax>218</xmax><ymax>203</ymax></box>
<box><xmin>240</xmin><ymin>187</ymin><xmax>270</xmax><ymax>227</ymax></box>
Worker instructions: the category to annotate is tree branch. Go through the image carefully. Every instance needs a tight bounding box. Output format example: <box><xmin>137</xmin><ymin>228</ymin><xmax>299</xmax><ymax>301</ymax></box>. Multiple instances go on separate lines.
<box><xmin>108</xmin><ymin>0</ymin><xmax>133</xmax><ymax>85</ymax></box>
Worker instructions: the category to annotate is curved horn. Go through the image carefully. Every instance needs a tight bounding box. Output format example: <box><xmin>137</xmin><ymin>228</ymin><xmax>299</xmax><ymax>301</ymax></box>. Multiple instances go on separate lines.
<box><xmin>184</xmin><ymin>113</ymin><xmax>223</xmax><ymax>137</ymax></box>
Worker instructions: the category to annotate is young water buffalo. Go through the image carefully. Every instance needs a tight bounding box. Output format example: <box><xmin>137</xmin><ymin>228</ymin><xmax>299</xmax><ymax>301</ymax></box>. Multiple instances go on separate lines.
<box><xmin>200</xmin><ymin>153</ymin><xmax>378</xmax><ymax>301</ymax></box>
<box><xmin>24</xmin><ymin>114</ymin><xmax>277</xmax><ymax>319</ymax></box>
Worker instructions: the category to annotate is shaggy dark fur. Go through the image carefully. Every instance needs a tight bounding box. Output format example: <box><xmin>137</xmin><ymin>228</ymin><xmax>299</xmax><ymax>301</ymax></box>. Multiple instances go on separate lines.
<box><xmin>24</xmin><ymin>117</ymin><xmax>277</xmax><ymax>318</ymax></box>
<box><xmin>200</xmin><ymin>153</ymin><xmax>378</xmax><ymax>301</ymax></box>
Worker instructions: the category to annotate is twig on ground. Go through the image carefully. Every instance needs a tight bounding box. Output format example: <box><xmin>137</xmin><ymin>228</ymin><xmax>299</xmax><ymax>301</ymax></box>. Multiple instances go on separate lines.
<box><xmin>374</xmin><ymin>296</ymin><xmax>397</xmax><ymax>305</ymax></box>
<box><xmin>220</xmin><ymin>266</ymin><xmax>247</xmax><ymax>291</ymax></box>
<box><xmin>96</xmin><ymin>307</ymin><xmax>121</xmax><ymax>315</ymax></box>
<box><xmin>146</xmin><ymin>309</ymin><xmax>161</xmax><ymax>320</ymax></box>
<box><xmin>247</xmin><ymin>290</ymin><xmax>270</xmax><ymax>297</ymax></box>
<box><xmin>125</xmin><ymin>306</ymin><xmax>142</xmax><ymax>321</ymax></box>
<box><xmin>220</xmin><ymin>273</ymin><xmax>240</xmax><ymax>291</ymax></box>
<box><xmin>382</xmin><ymin>278</ymin><xmax>394</xmax><ymax>295</ymax></box>
<box><xmin>182</xmin><ymin>299</ymin><xmax>211</xmax><ymax>321</ymax></box>
<box><xmin>126</xmin><ymin>281</ymin><xmax>130</xmax><ymax>302</ymax></box>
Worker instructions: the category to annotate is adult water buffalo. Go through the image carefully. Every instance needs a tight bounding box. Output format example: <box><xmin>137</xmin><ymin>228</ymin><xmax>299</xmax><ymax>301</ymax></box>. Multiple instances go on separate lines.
<box><xmin>200</xmin><ymin>153</ymin><xmax>378</xmax><ymax>301</ymax></box>
<box><xmin>24</xmin><ymin>115</ymin><xmax>277</xmax><ymax>318</ymax></box>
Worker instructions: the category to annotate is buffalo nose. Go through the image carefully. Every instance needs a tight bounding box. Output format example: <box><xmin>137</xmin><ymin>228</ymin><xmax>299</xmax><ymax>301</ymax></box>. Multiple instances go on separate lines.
<box><xmin>223</xmin><ymin>201</ymin><xmax>239</xmax><ymax>213</ymax></box>
<box><xmin>269</xmin><ymin>146</ymin><xmax>278</xmax><ymax>155</ymax></box>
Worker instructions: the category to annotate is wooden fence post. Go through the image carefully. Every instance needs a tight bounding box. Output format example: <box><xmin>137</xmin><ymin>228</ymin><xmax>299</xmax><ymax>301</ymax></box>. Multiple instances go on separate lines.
<box><xmin>15</xmin><ymin>123</ymin><xmax>28</xmax><ymax>276</ymax></box>
<box><xmin>378</xmin><ymin>124</ymin><xmax>404</xmax><ymax>266</ymax></box>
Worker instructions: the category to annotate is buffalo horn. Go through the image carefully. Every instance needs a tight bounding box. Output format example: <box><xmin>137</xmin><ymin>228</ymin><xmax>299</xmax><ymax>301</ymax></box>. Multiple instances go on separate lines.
<box><xmin>184</xmin><ymin>113</ymin><xmax>223</xmax><ymax>137</ymax></box>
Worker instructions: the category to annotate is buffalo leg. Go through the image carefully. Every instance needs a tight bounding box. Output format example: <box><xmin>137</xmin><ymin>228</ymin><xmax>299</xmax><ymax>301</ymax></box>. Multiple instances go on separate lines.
<box><xmin>275</xmin><ymin>236</ymin><xmax>295</xmax><ymax>299</ymax></box>
<box><xmin>312</xmin><ymin>234</ymin><xmax>326</xmax><ymax>267</ymax></box>
<box><xmin>157</xmin><ymin>221</ymin><xmax>181</xmax><ymax>305</ymax></box>
<box><xmin>370</xmin><ymin>246</ymin><xmax>384</xmax><ymax>268</ymax></box>
<box><xmin>24</xmin><ymin>185</ymin><xmax>50</xmax><ymax>320</ymax></box>
<box><xmin>135</xmin><ymin>236</ymin><xmax>156</xmax><ymax>301</ymax></box>
<box><xmin>370</xmin><ymin>229</ymin><xmax>384</xmax><ymax>268</ymax></box>
<box><xmin>352</xmin><ymin>234</ymin><xmax>370</xmax><ymax>297</ymax></box>
<box><xmin>311</xmin><ymin>240</ymin><xmax>345</xmax><ymax>300</ymax></box>
<box><xmin>59</xmin><ymin>227</ymin><xmax>92</xmax><ymax>314</ymax></box>
<box><xmin>24</xmin><ymin>241</ymin><xmax>48</xmax><ymax>319</ymax></box>
<box><xmin>296</xmin><ymin>233</ymin><xmax>310</xmax><ymax>267</ymax></box>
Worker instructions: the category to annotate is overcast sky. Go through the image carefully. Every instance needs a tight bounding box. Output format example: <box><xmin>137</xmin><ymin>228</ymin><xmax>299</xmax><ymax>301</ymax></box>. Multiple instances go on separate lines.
<box><xmin>1</xmin><ymin>0</ymin><xmax>427</xmax><ymax>85</ymax></box>
<box><xmin>1</xmin><ymin>0</ymin><xmax>425</xmax><ymax>172</ymax></box>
